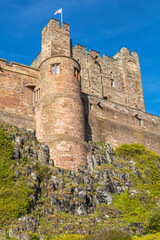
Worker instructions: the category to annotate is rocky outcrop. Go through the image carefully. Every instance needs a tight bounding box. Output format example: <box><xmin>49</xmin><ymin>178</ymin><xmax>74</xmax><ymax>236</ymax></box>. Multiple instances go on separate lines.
<box><xmin>0</xmin><ymin>124</ymin><xmax>146</xmax><ymax>239</ymax></box>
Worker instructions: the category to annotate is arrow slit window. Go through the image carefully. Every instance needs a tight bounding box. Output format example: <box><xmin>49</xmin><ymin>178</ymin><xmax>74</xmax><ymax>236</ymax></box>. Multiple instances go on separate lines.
<box><xmin>110</xmin><ymin>72</ymin><xmax>115</xmax><ymax>87</ymax></box>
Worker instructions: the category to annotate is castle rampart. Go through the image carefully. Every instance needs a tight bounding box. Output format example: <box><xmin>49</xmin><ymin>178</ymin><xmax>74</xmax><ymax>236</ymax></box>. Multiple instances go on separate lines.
<box><xmin>72</xmin><ymin>45</ymin><xmax>145</xmax><ymax>111</ymax></box>
<box><xmin>83</xmin><ymin>94</ymin><xmax>160</xmax><ymax>154</ymax></box>
<box><xmin>0</xmin><ymin>58</ymin><xmax>39</xmax><ymax>129</ymax></box>
<box><xmin>0</xmin><ymin>18</ymin><xmax>160</xmax><ymax>170</ymax></box>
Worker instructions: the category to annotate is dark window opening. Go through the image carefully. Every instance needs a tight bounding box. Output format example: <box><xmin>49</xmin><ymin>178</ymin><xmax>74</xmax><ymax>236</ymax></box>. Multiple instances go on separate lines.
<box><xmin>111</xmin><ymin>79</ymin><xmax>115</xmax><ymax>87</ymax></box>
<box><xmin>139</xmin><ymin>119</ymin><xmax>142</xmax><ymax>126</ymax></box>
<box><xmin>103</xmin><ymin>96</ymin><xmax>108</xmax><ymax>100</ymax></box>
<box><xmin>90</xmin><ymin>104</ymin><xmax>93</xmax><ymax>110</ymax></box>
<box><xmin>110</xmin><ymin>72</ymin><xmax>115</xmax><ymax>87</ymax></box>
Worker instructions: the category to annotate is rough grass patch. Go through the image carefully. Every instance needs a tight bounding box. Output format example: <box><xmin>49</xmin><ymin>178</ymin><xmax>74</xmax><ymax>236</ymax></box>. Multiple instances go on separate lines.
<box><xmin>0</xmin><ymin>127</ymin><xmax>32</xmax><ymax>227</ymax></box>
<box><xmin>85</xmin><ymin>230</ymin><xmax>131</xmax><ymax>240</ymax></box>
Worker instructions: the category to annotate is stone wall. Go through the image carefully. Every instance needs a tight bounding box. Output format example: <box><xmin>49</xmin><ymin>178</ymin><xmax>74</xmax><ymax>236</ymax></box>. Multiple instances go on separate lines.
<box><xmin>31</xmin><ymin>19</ymin><xmax>71</xmax><ymax>68</ymax></box>
<box><xmin>73</xmin><ymin>45</ymin><xmax>145</xmax><ymax>112</ymax></box>
<box><xmin>0</xmin><ymin>58</ymin><xmax>39</xmax><ymax>129</ymax></box>
<box><xmin>35</xmin><ymin>56</ymin><xmax>87</xmax><ymax>171</ymax></box>
<box><xmin>83</xmin><ymin>95</ymin><xmax>160</xmax><ymax>155</ymax></box>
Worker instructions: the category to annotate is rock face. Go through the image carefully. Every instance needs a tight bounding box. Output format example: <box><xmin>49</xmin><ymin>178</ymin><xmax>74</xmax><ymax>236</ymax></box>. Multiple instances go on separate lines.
<box><xmin>0</xmin><ymin>124</ymin><xmax>145</xmax><ymax>239</ymax></box>
<box><xmin>34</xmin><ymin>142</ymin><xmax>131</xmax><ymax>217</ymax></box>
<box><xmin>5</xmin><ymin>126</ymin><xmax>131</xmax><ymax>215</ymax></box>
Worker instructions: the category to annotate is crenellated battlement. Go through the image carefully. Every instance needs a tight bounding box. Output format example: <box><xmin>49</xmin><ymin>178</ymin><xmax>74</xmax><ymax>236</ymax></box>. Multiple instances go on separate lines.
<box><xmin>32</xmin><ymin>19</ymin><xmax>139</xmax><ymax>70</ymax></box>
<box><xmin>72</xmin><ymin>43</ymin><xmax>144</xmax><ymax>109</ymax></box>
<box><xmin>42</xmin><ymin>18</ymin><xmax>70</xmax><ymax>35</ymax></box>
<box><xmin>73</xmin><ymin>44</ymin><xmax>117</xmax><ymax>60</ymax></box>
<box><xmin>0</xmin><ymin>58</ymin><xmax>39</xmax><ymax>77</ymax></box>
<box><xmin>119</xmin><ymin>47</ymin><xmax>139</xmax><ymax>63</ymax></box>
<box><xmin>73</xmin><ymin>44</ymin><xmax>139</xmax><ymax>64</ymax></box>
<box><xmin>30</xmin><ymin>18</ymin><xmax>144</xmax><ymax>112</ymax></box>
<box><xmin>120</xmin><ymin>47</ymin><xmax>138</xmax><ymax>56</ymax></box>
<box><xmin>74</xmin><ymin>44</ymin><xmax>87</xmax><ymax>52</ymax></box>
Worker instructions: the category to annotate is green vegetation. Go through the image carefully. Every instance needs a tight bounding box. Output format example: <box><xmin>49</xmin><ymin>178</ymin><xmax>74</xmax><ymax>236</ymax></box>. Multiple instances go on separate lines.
<box><xmin>0</xmin><ymin>127</ymin><xmax>32</xmax><ymax>227</ymax></box>
<box><xmin>50</xmin><ymin>230</ymin><xmax>132</xmax><ymax>240</ymax></box>
<box><xmin>85</xmin><ymin>230</ymin><xmax>131</xmax><ymax>240</ymax></box>
<box><xmin>54</xmin><ymin>234</ymin><xmax>85</xmax><ymax>240</ymax></box>
<box><xmin>113</xmin><ymin>144</ymin><xmax>160</xmax><ymax>227</ymax></box>
<box><xmin>133</xmin><ymin>232</ymin><xmax>160</xmax><ymax>240</ymax></box>
<box><xmin>146</xmin><ymin>207</ymin><xmax>160</xmax><ymax>233</ymax></box>
<box><xmin>29</xmin><ymin>232</ymin><xmax>160</xmax><ymax>240</ymax></box>
<box><xmin>30</xmin><ymin>233</ymin><xmax>41</xmax><ymax>240</ymax></box>
<box><xmin>113</xmin><ymin>189</ymin><xmax>148</xmax><ymax>222</ymax></box>
<box><xmin>37</xmin><ymin>143</ymin><xmax>160</xmax><ymax>238</ymax></box>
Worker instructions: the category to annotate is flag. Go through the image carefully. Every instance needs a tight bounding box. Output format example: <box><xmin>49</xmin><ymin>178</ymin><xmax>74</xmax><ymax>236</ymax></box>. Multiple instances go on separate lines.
<box><xmin>54</xmin><ymin>8</ymin><xmax>63</xmax><ymax>24</ymax></box>
<box><xmin>54</xmin><ymin>8</ymin><xmax>62</xmax><ymax>15</ymax></box>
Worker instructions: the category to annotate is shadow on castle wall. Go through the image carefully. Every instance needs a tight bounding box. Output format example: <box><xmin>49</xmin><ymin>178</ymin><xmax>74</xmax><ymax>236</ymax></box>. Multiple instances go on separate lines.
<box><xmin>82</xmin><ymin>93</ymin><xmax>92</xmax><ymax>142</ymax></box>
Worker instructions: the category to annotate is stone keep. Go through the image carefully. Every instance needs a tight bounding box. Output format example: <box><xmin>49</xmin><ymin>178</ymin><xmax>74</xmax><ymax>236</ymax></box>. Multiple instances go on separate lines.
<box><xmin>0</xmin><ymin>18</ymin><xmax>160</xmax><ymax>171</ymax></box>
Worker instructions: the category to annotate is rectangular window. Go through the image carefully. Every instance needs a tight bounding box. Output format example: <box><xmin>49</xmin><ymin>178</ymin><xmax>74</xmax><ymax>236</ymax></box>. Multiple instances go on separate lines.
<box><xmin>34</xmin><ymin>89</ymin><xmax>40</xmax><ymax>103</ymax></box>
<box><xmin>52</xmin><ymin>64</ymin><xmax>60</xmax><ymax>74</ymax></box>
<box><xmin>52</xmin><ymin>65</ymin><xmax>55</xmax><ymax>74</ymax></box>
<box><xmin>111</xmin><ymin>79</ymin><xmax>115</xmax><ymax>87</ymax></box>
<box><xmin>36</xmin><ymin>91</ymin><xmax>38</xmax><ymax>102</ymax></box>
<box><xmin>34</xmin><ymin>91</ymin><xmax>36</xmax><ymax>103</ymax></box>
<box><xmin>56</xmin><ymin>65</ymin><xmax>59</xmax><ymax>74</ymax></box>
<box><xmin>38</xmin><ymin>89</ymin><xmax>40</xmax><ymax>100</ymax></box>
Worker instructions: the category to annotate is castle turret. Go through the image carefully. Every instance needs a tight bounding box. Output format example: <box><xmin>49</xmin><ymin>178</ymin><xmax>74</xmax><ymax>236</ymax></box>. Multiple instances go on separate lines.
<box><xmin>117</xmin><ymin>47</ymin><xmax>145</xmax><ymax>111</ymax></box>
<box><xmin>34</xmin><ymin>19</ymin><xmax>87</xmax><ymax>171</ymax></box>
<box><xmin>41</xmin><ymin>19</ymin><xmax>71</xmax><ymax>59</ymax></box>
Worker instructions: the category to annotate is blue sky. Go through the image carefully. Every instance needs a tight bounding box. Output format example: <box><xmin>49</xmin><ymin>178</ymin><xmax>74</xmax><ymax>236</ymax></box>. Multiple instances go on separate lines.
<box><xmin>0</xmin><ymin>0</ymin><xmax>160</xmax><ymax>116</ymax></box>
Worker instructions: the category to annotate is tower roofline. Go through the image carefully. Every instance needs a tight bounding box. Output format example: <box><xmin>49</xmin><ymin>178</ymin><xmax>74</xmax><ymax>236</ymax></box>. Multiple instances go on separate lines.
<box><xmin>42</xmin><ymin>18</ymin><xmax>70</xmax><ymax>35</ymax></box>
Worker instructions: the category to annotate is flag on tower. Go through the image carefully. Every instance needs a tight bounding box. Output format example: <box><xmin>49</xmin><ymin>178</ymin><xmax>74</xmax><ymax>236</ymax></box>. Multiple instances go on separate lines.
<box><xmin>54</xmin><ymin>8</ymin><xmax>62</xmax><ymax>15</ymax></box>
<box><xmin>54</xmin><ymin>8</ymin><xmax>63</xmax><ymax>24</ymax></box>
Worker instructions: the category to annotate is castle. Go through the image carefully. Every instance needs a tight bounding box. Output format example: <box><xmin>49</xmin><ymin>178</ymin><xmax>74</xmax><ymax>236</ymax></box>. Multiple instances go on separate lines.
<box><xmin>0</xmin><ymin>18</ymin><xmax>160</xmax><ymax>170</ymax></box>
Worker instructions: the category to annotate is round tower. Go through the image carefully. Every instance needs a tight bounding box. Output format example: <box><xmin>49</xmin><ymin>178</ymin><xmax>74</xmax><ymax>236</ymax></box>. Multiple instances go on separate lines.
<box><xmin>35</xmin><ymin>56</ymin><xmax>87</xmax><ymax>171</ymax></box>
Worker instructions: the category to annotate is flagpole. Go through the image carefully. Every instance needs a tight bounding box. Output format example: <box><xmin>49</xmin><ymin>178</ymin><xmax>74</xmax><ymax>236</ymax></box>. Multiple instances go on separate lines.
<box><xmin>54</xmin><ymin>8</ymin><xmax>63</xmax><ymax>24</ymax></box>
<box><xmin>61</xmin><ymin>9</ymin><xmax>63</xmax><ymax>24</ymax></box>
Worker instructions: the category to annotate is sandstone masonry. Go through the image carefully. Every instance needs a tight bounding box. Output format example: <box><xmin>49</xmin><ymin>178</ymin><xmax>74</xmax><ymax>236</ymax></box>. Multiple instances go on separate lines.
<box><xmin>0</xmin><ymin>18</ymin><xmax>160</xmax><ymax>170</ymax></box>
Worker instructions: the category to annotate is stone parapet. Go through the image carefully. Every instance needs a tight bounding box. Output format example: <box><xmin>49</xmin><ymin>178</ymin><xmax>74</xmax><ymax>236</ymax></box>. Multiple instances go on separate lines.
<box><xmin>0</xmin><ymin>58</ymin><xmax>39</xmax><ymax>124</ymax></box>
